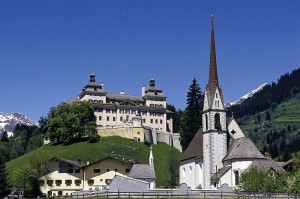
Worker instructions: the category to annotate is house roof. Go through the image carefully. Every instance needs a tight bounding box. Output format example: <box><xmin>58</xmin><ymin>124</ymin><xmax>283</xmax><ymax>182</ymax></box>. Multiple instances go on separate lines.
<box><xmin>247</xmin><ymin>159</ymin><xmax>285</xmax><ymax>173</ymax></box>
<box><xmin>180</xmin><ymin>129</ymin><xmax>203</xmax><ymax>161</ymax></box>
<box><xmin>210</xmin><ymin>166</ymin><xmax>231</xmax><ymax>181</ymax></box>
<box><xmin>223</xmin><ymin>137</ymin><xmax>265</xmax><ymax>161</ymax></box>
<box><xmin>128</xmin><ymin>164</ymin><xmax>156</xmax><ymax>179</ymax></box>
<box><xmin>84</xmin><ymin>157</ymin><xmax>133</xmax><ymax>168</ymax></box>
<box><xmin>52</xmin><ymin>157</ymin><xmax>86</xmax><ymax>168</ymax></box>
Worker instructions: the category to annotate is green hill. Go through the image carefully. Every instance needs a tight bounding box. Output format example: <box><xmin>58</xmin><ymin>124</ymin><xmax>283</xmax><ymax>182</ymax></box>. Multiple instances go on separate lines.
<box><xmin>6</xmin><ymin>136</ymin><xmax>181</xmax><ymax>187</ymax></box>
<box><xmin>237</xmin><ymin>94</ymin><xmax>300</xmax><ymax>160</ymax></box>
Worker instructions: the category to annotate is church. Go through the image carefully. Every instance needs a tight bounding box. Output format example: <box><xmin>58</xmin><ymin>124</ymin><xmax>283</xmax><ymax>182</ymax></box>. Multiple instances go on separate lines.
<box><xmin>179</xmin><ymin>16</ymin><xmax>284</xmax><ymax>190</ymax></box>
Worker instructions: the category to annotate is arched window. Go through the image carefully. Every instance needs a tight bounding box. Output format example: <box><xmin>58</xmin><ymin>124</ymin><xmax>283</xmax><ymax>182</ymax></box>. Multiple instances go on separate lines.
<box><xmin>234</xmin><ymin>170</ymin><xmax>239</xmax><ymax>185</ymax></box>
<box><xmin>205</xmin><ymin>114</ymin><xmax>208</xmax><ymax>130</ymax></box>
<box><xmin>214</xmin><ymin>113</ymin><xmax>221</xmax><ymax>130</ymax></box>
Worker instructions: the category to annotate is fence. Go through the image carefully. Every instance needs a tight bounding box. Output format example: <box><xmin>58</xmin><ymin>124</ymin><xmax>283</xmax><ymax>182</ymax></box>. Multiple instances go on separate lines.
<box><xmin>68</xmin><ymin>190</ymin><xmax>300</xmax><ymax>199</ymax></box>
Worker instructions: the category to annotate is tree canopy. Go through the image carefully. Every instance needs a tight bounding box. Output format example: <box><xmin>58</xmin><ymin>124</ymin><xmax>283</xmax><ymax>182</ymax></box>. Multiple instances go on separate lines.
<box><xmin>180</xmin><ymin>78</ymin><xmax>204</xmax><ymax>151</ymax></box>
<box><xmin>0</xmin><ymin>158</ymin><xmax>11</xmax><ymax>198</ymax></box>
<box><xmin>45</xmin><ymin>101</ymin><xmax>99</xmax><ymax>143</ymax></box>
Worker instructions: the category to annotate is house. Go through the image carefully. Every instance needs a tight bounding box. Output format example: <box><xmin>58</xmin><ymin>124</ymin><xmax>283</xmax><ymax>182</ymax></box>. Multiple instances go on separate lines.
<box><xmin>179</xmin><ymin>16</ymin><xmax>284</xmax><ymax>190</ymax></box>
<box><xmin>39</xmin><ymin>157</ymin><xmax>132</xmax><ymax>197</ymax></box>
<box><xmin>40</xmin><ymin>147</ymin><xmax>156</xmax><ymax>197</ymax></box>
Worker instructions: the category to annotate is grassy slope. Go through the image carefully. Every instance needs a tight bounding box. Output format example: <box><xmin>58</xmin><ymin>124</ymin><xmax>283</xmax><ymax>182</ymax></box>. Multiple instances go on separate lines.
<box><xmin>6</xmin><ymin>136</ymin><xmax>181</xmax><ymax>187</ymax></box>
<box><xmin>237</xmin><ymin>95</ymin><xmax>300</xmax><ymax>152</ymax></box>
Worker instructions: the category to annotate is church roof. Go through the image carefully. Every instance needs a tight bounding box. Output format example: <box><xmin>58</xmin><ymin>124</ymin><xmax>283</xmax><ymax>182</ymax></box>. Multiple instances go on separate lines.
<box><xmin>210</xmin><ymin>166</ymin><xmax>231</xmax><ymax>181</ymax></box>
<box><xmin>180</xmin><ymin>129</ymin><xmax>203</xmax><ymax>161</ymax></box>
<box><xmin>247</xmin><ymin>159</ymin><xmax>285</xmax><ymax>173</ymax></box>
<box><xmin>223</xmin><ymin>137</ymin><xmax>265</xmax><ymax>161</ymax></box>
<box><xmin>128</xmin><ymin>164</ymin><xmax>156</xmax><ymax>179</ymax></box>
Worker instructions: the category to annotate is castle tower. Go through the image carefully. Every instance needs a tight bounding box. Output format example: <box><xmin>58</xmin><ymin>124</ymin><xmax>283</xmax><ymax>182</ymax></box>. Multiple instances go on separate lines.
<box><xmin>202</xmin><ymin>16</ymin><xmax>227</xmax><ymax>189</ymax></box>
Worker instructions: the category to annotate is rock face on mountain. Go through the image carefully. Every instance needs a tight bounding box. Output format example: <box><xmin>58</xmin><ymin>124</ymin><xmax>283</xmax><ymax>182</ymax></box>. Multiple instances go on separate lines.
<box><xmin>226</xmin><ymin>83</ymin><xmax>268</xmax><ymax>107</ymax></box>
<box><xmin>0</xmin><ymin>112</ymin><xmax>37</xmax><ymax>137</ymax></box>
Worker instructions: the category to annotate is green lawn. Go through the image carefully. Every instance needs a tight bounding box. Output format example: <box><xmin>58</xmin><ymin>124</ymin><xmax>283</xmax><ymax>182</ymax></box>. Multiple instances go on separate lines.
<box><xmin>6</xmin><ymin>136</ymin><xmax>181</xmax><ymax>187</ymax></box>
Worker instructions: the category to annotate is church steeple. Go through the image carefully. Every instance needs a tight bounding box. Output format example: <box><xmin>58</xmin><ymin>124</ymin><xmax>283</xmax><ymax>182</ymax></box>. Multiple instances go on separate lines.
<box><xmin>208</xmin><ymin>15</ymin><xmax>219</xmax><ymax>89</ymax></box>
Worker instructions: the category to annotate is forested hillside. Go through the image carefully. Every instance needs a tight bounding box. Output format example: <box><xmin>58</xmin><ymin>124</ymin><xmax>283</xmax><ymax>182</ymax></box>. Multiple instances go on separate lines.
<box><xmin>228</xmin><ymin>66</ymin><xmax>300</xmax><ymax>160</ymax></box>
<box><xmin>228</xmin><ymin>67</ymin><xmax>300</xmax><ymax>118</ymax></box>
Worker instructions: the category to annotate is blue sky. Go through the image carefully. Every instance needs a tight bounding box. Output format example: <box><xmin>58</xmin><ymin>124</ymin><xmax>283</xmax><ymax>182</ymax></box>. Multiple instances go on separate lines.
<box><xmin>0</xmin><ymin>0</ymin><xmax>299</xmax><ymax>122</ymax></box>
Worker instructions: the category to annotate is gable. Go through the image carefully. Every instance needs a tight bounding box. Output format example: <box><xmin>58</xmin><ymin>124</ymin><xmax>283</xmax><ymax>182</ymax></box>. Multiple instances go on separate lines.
<box><xmin>228</xmin><ymin>118</ymin><xmax>245</xmax><ymax>139</ymax></box>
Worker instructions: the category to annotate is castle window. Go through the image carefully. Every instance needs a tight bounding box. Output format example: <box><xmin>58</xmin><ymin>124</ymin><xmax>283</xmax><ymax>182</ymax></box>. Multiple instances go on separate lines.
<box><xmin>214</xmin><ymin>113</ymin><xmax>221</xmax><ymax>130</ymax></box>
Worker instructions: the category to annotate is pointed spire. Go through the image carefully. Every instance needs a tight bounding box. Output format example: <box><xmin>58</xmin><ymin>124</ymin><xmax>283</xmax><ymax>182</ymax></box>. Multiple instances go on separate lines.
<box><xmin>208</xmin><ymin>15</ymin><xmax>219</xmax><ymax>88</ymax></box>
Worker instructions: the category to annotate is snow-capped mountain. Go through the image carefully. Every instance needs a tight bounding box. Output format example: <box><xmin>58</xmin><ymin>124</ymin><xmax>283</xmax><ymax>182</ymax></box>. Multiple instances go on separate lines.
<box><xmin>226</xmin><ymin>83</ymin><xmax>269</xmax><ymax>107</ymax></box>
<box><xmin>0</xmin><ymin>112</ymin><xmax>37</xmax><ymax>137</ymax></box>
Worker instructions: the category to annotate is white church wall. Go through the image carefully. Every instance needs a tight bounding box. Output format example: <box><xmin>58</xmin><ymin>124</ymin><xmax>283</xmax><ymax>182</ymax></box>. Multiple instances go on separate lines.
<box><xmin>180</xmin><ymin>159</ymin><xmax>203</xmax><ymax>189</ymax></box>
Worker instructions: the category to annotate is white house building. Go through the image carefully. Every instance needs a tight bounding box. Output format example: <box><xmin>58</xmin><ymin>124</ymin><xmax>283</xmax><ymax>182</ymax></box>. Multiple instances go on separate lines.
<box><xmin>179</xmin><ymin>16</ymin><xmax>284</xmax><ymax>190</ymax></box>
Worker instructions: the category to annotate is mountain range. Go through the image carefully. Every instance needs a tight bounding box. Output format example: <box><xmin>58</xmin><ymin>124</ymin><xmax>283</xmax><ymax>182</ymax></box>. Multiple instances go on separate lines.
<box><xmin>0</xmin><ymin>112</ymin><xmax>37</xmax><ymax>137</ymax></box>
<box><xmin>226</xmin><ymin>83</ymin><xmax>268</xmax><ymax>107</ymax></box>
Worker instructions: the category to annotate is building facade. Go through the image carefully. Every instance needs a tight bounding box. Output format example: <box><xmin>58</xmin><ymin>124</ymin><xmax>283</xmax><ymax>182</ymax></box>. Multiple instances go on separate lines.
<box><xmin>77</xmin><ymin>74</ymin><xmax>173</xmax><ymax>133</ymax></box>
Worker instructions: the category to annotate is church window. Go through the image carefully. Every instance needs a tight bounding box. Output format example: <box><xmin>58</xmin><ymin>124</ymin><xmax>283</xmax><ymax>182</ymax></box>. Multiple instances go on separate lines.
<box><xmin>143</xmin><ymin>119</ymin><xmax>146</xmax><ymax>123</ymax></box>
<box><xmin>151</xmin><ymin>119</ymin><xmax>153</xmax><ymax>123</ymax></box>
<box><xmin>189</xmin><ymin>166</ymin><xmax>192</xmax><ymax>174</ymax></box>
<box><xmin>205</xmin><ymin>114</ymin><xmax>208</xmax><ymax>130</ymax></box>
<box><xmin>214</xmin><ymin>113</ymin><xmax>221</xmax><ymax>130</ymax></box>
<box><xmin>183</xmin><ymin>168</ymin><xmax>186</xmax><ymax>177</ymax></box>
<box><xmin>113</xmin><ymin>117</ymin><xmax>116</xmax><ymax>121</ymax></box>
<box><xmin>160</xmin><ymin>119</ymin><xmax>163</xmax><ymax>124</ymax></box>
<box><xmin>120</xmin><ymin>116</ymin><xmax>123</xmax><ymax>121</ymax></box>
<box><xmin>216</xmin><ymin>93</ymin><xmax>218</xmax><ymax>98</ymax></box>
<box><xmin>155</xmin><ymin>119</ymin><xmax>158</xmax><ymax>123</ymax></box>
<box><xmin>234</xmin><ymin>170</ymin><xmax>240</xmax><ymax>185</ymax></box>
<box><xmin>99</xmin><ymin>116</ymin><xmax>102</xmax><ymax>121</ymax></box>
<box><xmin>231</xmin><ymin>130</ymin><xmax>236</xmax><ymax>135</ymax></box>
<box><xmin>107</xmin><ymin>116</ymin><xmax>109</xmax><ymax>121</ymax></box>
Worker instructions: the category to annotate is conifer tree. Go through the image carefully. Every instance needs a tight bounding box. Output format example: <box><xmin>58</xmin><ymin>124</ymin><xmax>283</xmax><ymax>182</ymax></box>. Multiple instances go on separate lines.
<box><xmin>0</xmin><ymin>158</ymin><xmax>11</xmax><ymax>198</ymax></box>
<box><xmin>181</xmin><ymin>78</ymin><xmax>204</xmax><ymax>151</ymax></box>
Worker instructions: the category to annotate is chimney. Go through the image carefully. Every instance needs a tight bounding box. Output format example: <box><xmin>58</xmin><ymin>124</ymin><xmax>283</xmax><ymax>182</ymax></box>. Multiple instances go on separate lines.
<box><xmin>120</xmin><ymin>91</ymin><xmax>125</xmax><ymax>95</ymax></box>
<box><xmin>142</xmin><ymin>85</ymin><xmax>145</xmax><ymax>96</ymax></box>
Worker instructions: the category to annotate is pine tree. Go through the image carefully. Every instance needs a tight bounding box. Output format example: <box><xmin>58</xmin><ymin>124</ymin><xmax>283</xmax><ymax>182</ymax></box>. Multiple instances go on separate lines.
<box><xmin>181</xmin><ymin>78</ymin><xmax>204</xmax><ymax>151</ymax></box>
<box><xmin>0</xmin><ymin>158</ymin><xmax>11</xmax><ymax>198</ymax></box>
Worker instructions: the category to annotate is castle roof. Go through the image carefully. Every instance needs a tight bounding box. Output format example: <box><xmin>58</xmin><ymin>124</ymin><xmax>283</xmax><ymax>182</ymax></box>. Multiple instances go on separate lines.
<box><xmin>223</xmin><ymin>137</ymin><xmax>265</xmax><ymax>161</ymax></box>
<box><xmin>128</xmin><ymin>164</ymin><xmax>156</xmax><ymax>179</ymax></box>
<box><xmin>107</xmin><ymin>94</ymin><xmax>145</xmax><ymax>103</ymax></box>
<box><xmin>180</xmin><ymin>129</ymin><xmax>203</xmax><ymax>161</ymax></box>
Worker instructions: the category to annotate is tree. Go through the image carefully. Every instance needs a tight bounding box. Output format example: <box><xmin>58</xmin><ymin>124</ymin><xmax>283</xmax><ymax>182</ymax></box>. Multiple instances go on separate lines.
<box><xmin>266</xmin><ymin>111</ymin><xmax>271</xmax><ymax>121</ymax></box>
<box><xmin>181</xmin><ymin>78</ymin><xmax>204</xmax><ymax>151</ymax></box>
<box><xmin>1</xmin><ymin>131</ymin><xmax>9</xmax><ymax>142</ymax></box>
<box><xmin>11</xmin><ymin>164</ymin><xmax>38</xmax><ymax>197</ymax></box>
<box><xmin>45</xmin><ymin>101</ymin><xmax>99</xmax><ymax>143</ymax></box>
<box><xmin>0</xmin><ymin>158</ymin><xmax>11</xmax><ymax>198</ymax></box>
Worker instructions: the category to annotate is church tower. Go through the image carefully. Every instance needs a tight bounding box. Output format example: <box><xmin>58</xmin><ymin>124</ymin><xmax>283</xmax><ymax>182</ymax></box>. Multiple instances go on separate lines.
<box><xmin>202</xmin><ymin>16</ymin><xmax>227</xmax><ymax>189</ymax></box>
